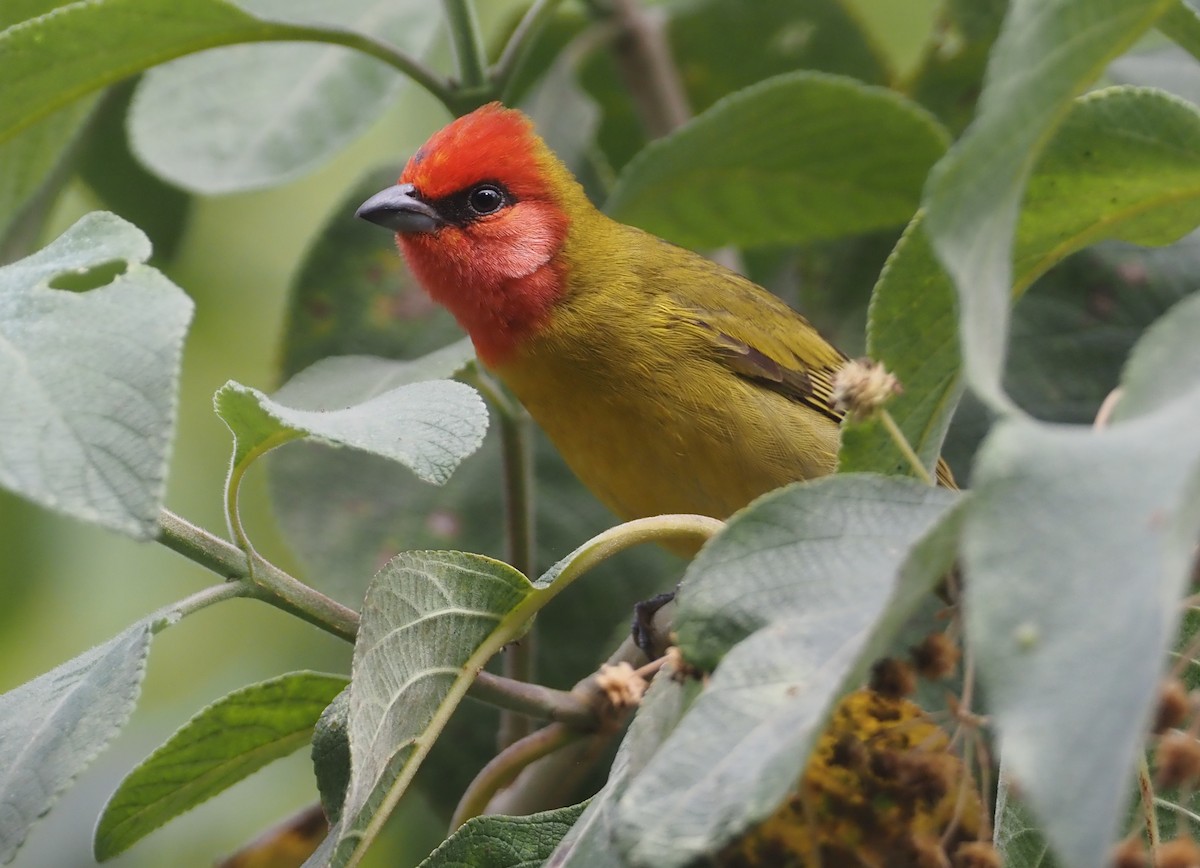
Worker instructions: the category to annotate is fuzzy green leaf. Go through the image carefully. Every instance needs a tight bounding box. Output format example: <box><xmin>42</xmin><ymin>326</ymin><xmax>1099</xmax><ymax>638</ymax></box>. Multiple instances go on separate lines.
<box><xmin>418</xmin><ymin>802</ymin><xmax>588</xmax><ymax>868</ymax></box>
<box><xmin>964</xmin><ymin>294</ymin><xmax>1200</xmax><ymax>868</ymax></box>
<box><xmin>0</xmin><ymin>620</ymin><xmax>153</xmax><ymax>863</ymax></box>
<box><xmin>94</xmin><ymin>672</ymin><xmax>348</xmax><ymax>860</ymax></box>
<box><xmin>0</xmin><ymin>212</ymin><xmax>192</xmax><ymax>537</ymax></box>
<box><xmin>127</xmin><ymin>0</ymin><xmax>440</xmax><ymax>193</ymax></box>
<box><xmin>841</xmin><ymin>85</ymin><xmax>1200</xmax><ymax>478</ymax></box>
<box><xmin>606</xmin><ymin>71</ymin><xmax>948</xmax><ymax>249</ymax></box>
<box><xmin>214</xmin><ymin>376</ymin><xmax>487</xmax><ymax>487</ymax></box>
<box><xmin>0</xmin><ymin>0</ymin><xmax>330</xmax><ymax>146</ymax></box>
<box><xmin>923</xmin><ymin>0</ymin><xmax>1176</xmax><ymax>408</ymax></box>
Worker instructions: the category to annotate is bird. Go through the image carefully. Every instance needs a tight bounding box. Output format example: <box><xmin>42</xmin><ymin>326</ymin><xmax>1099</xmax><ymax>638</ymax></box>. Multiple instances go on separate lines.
<box><xmin>356</xmin><ymin>103</ymin><xmax>950</xmax><ymax>554</ymax></box>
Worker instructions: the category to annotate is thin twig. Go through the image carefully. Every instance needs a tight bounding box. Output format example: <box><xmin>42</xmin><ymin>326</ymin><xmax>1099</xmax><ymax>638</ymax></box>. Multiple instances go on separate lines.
<box><xmin>157</xmin><ymin>509</ymin><xmax>359</xmax><ymax>642</ymax></box>
<box><xmin>1094</xmin><ymin>387</ymin><xmax>1124</xmax><ymax>429</ymax></box>
<box><xmin>470</xmin><ymin>671</ymin><xmax>598</xmax><ymax>729</ymax></box>
<box><xmin>468</xmin><ymin>368</ymin><xmax>539</xmax><ymax>748</ymax></box>
<box><xmin>450</xmin><ymin>723</ymin><xmax>581</xmax><ymax>830</ymax></box>
<box><xmin>149</xmin><ymin>581</ymin><xmax>250</xmax><ymax>633</ymax></box>
<box><xmin>158</xmin><ymin>511</ymin><xmax>608</xmax><ymax>727</ymax></box>
<box><xmin>607</xmin><ymin>0</ymin><xmax>690</xmax><ymax>136</ymax></box>
<box><xmin>1139</xmin><ymin>752</ymin><xmax>1161</xmax><ymax>851</ymax></box>
<box><xmin>880</xmin><ymin>409</ymin><xmax>935</xmax><ymax>486</ymax></box>
<box><xmin>269</xmin><ymin>25</ymin><xmax>456</xmax><ymax>110</ymax></box>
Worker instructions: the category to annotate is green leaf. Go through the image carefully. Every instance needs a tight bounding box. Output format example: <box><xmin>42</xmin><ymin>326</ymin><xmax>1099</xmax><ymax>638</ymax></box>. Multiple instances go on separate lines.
<box><xmin>418</xmin><ymin>802</ymin><xmax>587</xmax><ymax>868</ymax></box>
<box><xmin>312</xmin><ymin>687</ymin><xmax>351</xmax><ymax>826</ymax></box>
<box><xmin>214</xmin><ymin>377</ymin><xmax>487</xmax><ymax>486</ymax></box>
<box><xmin>841</xmin><ymin>85</ymin><xmax>1200</xmax><ymax>478</ymax></box>
<box><xmin>325</xmin><ymin>551</ymin><xmax>541</xmax><ymax>867</ymax></box>
<box><xmin>94</xmin><ymin>671</ymin><xmax>348</xmax><ymax>860</ymax></box>
<box><xmin>127</xmin><ymin>0</ymin><xmax>440</xmax><ymax>194</ymax></box>
<box><xmin>994</xmin><ymin>773</ymin><xmax>1061</xmax><ymax>868</ymax></box>
<box><xmin>0</xmin><ymin>620</ymin><xmax>153</xmax><ymax>863</ymax></box>
<box><xmin>606</xmin><ymin>71</ymin><xmax>949</xmax><ymax>249</ymax></box>
<box><xmin>0</xmin><ymin>211</ymin><xmax>193</xmax><ymax>537</ymax></box>
<box><xmin>963</xmin><ymin>299</ymin><xmax>1200</xmax><ymax>867</ymax></box>
<box><xmin>923</xmin><ymin>0</ymin><xmax>1176</xmax><ymax>408</ymax></box>
<box><xmin>676</xmin><ymin>474</ymin><xmax>960</xmax><ymax>669</ymax></box>
<box><xmin>548</xmin><ymin>676</ymin><xmax>699</xmax><ymax>868</ymax></box>
<box><xmin>613</xmin><ymin>475</ymin><xmax>964</xmax><ymax>867</ymax></box>
<box><xmin>0</xmin><ymin>0</ymin><xmax>334</xmax><ymax>146</ymax></box>
<box><xmin>272</xmin><ymin>340</ymin><xmax>476</xmax><ymax>411</ymax></box>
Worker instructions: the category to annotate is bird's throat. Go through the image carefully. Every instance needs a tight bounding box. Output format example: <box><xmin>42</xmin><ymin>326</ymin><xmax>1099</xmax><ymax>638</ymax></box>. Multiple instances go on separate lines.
<box><xmin>400</xmin><ymin>235</ymin><xmax>566</xmax><ymax>366</ymax></box>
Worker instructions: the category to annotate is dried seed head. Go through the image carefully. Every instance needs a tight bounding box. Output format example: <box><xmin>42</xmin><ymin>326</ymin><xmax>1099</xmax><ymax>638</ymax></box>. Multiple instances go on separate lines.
<box><xmin>596</xmin><ymin>662</ymin><xmax>647</xmax><ymax>710</ymax></box>
<box><xmin>911</xmin><ymin>632</ymin><xmax>961</xmax><ymax>680</ymax></box>
<box><xmin>832</xmin><ymin>358</ymin><xmax>901</xmax><ymax>421</ymax></box>
<box><xmin>897</xmin><ymin>752</ymin><xmax>957</xmax><ymax>805</ymax></box>
<box><xmin>870</xmin><ymin>657</ymin><xmax>917</xmax><ymax>699</ymax></box>
<box><xmin>1112</xmin><ymin>837</ymin><xmax>1149</xmax><ymax>868</ymax></box>
<box><xmin>1156</xmin><ymin>835</ymin><xmax>1200</xmax><ymax>868</ymax></box>
<box><xmin>905</xmin><ymin>834</ymin><xmax>952</xmax><ymax>868</ymax></box>
<box><xmin>953</xmin><ymin>841</ymin><xmax>1002</xmax><ymax>868</ymax></box>
<box><xmin>1156</xmin><ymin>731</ymin><xmax>1200</xmax><ymax>789</ymax></box>
<box><xmin>830</xmin><ymin>734</ymin><xmax>867</xmax><ymax>769</ymax></box>
<box><xmin>1155</xmin><ymin>678</ymin><xmax>1191</xmax><ymax>734</ymax></box>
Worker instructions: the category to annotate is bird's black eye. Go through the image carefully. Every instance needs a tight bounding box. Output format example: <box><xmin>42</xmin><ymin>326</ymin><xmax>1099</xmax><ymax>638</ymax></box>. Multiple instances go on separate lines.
<box><xmin>467</xmin><ymin>184</ymin><xmax>505</xmax><ymax>215</ymax></box>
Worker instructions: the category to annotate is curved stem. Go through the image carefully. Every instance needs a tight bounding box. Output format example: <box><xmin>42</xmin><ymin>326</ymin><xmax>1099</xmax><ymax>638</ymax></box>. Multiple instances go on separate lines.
<box><xmin>149</xmin><ymin>580</ymin><xmax>250</xmax><ymax>633</ymax></box>
<box><xmin>494</xmin><ymin>0</ymin><xmax>565</xmax><ymax>98</ymax></box>
<box><xmin>267</xmin><ymin>24</ymin><xmax>456</xmax><ymax>111</ymax></box>
<box><xmin>443</xmin><ymin>0</ymin><xmax>489</xmax><ymax>88</ymax></box>
<box><xmin>450</xmin><ymin>723</ymin><xmax>581</xmax><ymax>830</ymax></box>
<box><xmin>470</xmin><ymin>672</ymin><xmax>598</xmax><ymax>729</ymax></box>
<box><xmin>542</xmin><ymin>514</ymin><xmax>725</xmax><ymax>603</ymax></box>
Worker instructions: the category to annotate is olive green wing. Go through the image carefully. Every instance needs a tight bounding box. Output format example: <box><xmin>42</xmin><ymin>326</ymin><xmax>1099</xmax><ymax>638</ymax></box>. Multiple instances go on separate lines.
<box><xmin>657</xmin><ymin>256</ymin><xmax>958</xmax><ymax>487</ymax></box>
<box><xmin>660</xmin><ymin>258</ymin><xmax>848</xmax><ymax>424</ymax></box>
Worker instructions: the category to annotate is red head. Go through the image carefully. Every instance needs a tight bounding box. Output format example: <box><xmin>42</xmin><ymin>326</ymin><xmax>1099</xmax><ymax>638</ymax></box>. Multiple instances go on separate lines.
<box><xmin>357</xmin><ymin>104</ymin><xmax>584</xmax><ymax>365</ymax></box>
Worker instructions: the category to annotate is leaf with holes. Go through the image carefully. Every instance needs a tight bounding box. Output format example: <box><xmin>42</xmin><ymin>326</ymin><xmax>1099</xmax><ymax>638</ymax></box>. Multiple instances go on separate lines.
<box><xmin>0</xmin><ymin>211</ymin><xmax>192</xmax><ymax>537</ymax></box>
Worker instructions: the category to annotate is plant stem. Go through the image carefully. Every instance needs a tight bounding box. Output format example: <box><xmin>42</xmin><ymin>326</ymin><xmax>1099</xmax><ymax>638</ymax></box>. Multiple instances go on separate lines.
<box><xmin>470</xmin><ymin>672</ymin><xmax>598</xmax><ymax>729</ymax></box>
<box><xmin>149</xmin><ymin>580</ymin><xmax>250</xmax><ymax>633</ymax></box>
<box><xmin>450</xmin><ymin>723</ymin><xmax>581</xmax><ymax>830</ymax></box>
<box><xmin>1139</xmin><ymin>753</ymin><xmax>1161</xmax><ymax>850</ymax></box>
<box><xmin>493</xmin><ymin>0</ymin><xmax>565</xmax><ymax>99</ymax></box>
<box><xmin>468</xmin><ymin>369</ymin><xmax>540</xmax><ymax>748</ymax></box>
<box><xmin>269</xmin><ymin>25</ymin><xmax>457</xmax><ymax>112</ymax></box>
<box><xmin>607</xmin><ymin>0</ymin><xmax>691</xmax><ymax>137</ymax></box>
<box><xmin>879</xmin><ymin>409</ymin><xmax>934</xmax><ymax>486</ymax></box>
<box><xmin>545</xmin><ymin>514</ymin><xmax>724</xmax><ymax>599</ymax></box>
<box><xmin>157</xmin><ymin>509</ymin><xmax>358</xmax><ymax>642</ymax></box>
<box><xmin>443</xmin><ymin>0</ymin><xmax>490</xmax><ymax>88</ymax></box>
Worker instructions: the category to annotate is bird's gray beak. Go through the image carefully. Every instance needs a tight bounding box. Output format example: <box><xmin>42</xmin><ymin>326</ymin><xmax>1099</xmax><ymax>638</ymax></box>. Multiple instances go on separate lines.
<box><xmin>356</xmin><ymin>183</ymin><xmax>443</xmax><ymax>234</ymax></box>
